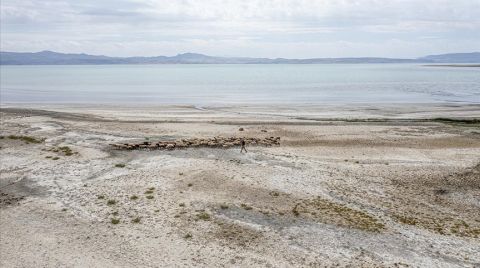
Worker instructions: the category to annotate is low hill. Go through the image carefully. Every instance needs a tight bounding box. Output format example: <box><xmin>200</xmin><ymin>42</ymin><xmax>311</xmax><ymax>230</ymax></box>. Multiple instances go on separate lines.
<box><xmin>1</xmin><ymin>51</ymin><xmax>479</xmax><ymax>65</ymax></box>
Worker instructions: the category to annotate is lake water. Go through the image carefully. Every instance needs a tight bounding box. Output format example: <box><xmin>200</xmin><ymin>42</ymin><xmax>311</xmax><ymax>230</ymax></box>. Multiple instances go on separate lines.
<box><xmin>1</xmin><ymin>64</ymin><xmax>479</xmax><ymax>105</ymax></box>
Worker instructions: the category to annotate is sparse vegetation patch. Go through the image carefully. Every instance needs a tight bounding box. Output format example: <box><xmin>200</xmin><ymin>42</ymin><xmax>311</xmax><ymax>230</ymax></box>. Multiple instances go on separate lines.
<box><xmin>7</xmin><ymin>135</ymin><xmax>44</xmax><ymax>144</ymax></box>
<box><xmin>46</xmin><ymin>146</ymin><xmax>78</xmax><ymax>156</ymax></box>
<box><xmin>293</xmin><ymin>197</ymin><xmax>385</xmax><ymax>232</ymax></box>
<box><xmin>393</xmin><ymin>213</ymin><xmax>480</xmax><ymax>238</ymax></box>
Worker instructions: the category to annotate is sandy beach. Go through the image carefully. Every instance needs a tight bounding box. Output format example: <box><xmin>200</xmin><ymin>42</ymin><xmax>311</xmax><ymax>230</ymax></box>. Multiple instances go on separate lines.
<box><xmin>1</xmin><ymin>103</ymin><xmax>479</xmax><ymax>267</ymax></box>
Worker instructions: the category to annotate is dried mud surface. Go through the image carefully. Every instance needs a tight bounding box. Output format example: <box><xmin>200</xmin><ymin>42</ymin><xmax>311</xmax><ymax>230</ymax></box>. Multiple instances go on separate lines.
<box><xmin>1</xmin><ymin>104</ymin><xmax>479</xmax><ymax>267</ymax></box>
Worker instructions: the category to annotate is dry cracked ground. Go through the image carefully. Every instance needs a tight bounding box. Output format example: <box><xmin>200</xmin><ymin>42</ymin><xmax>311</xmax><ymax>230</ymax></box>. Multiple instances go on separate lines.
<box><xmin>0</xmin><ymin>106</ymin><xmax>479</xmax><ymax>267</ymax></box>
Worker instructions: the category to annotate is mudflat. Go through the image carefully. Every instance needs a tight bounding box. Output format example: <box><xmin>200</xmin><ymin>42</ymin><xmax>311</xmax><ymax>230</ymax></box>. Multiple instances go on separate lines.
<box><xmin>1</xmin><ymin>104</ymin><xmax>479</xmax><ymax>267</ymax></box>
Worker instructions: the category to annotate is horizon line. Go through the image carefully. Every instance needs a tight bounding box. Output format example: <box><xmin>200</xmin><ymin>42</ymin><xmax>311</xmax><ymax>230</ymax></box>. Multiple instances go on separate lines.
<box><xmin>2</xmin><ymin>50</ymin><xmax>480</xmax><ymax>60</ymax></box>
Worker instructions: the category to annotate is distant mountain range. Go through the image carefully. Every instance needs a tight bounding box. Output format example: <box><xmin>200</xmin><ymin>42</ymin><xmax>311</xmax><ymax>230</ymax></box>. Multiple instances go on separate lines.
<box><xmin>1</xmin><ymin>51</ymin><xmax>479</xmax><ymax>65</ymax></box>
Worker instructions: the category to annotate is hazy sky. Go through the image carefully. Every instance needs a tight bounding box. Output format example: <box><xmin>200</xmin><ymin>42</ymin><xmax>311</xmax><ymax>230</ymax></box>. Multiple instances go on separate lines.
<box><xmin>1</xmin><ymin>0</ymin><xmax>479</xmax><ymax>58</ymax></box>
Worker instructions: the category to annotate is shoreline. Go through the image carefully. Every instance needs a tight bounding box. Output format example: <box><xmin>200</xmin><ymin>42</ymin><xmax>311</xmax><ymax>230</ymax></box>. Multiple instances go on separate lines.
<box><xmin>1</xmin><ymin>107</ymin><xmax>479</xmax><ymax>127</ymax></box>
<box><xmin>1</xmin><ymin>102</ymin><xmax>479</xmax><ymax>121</ymax></box>
<box><xmin>423</xmin><ymin>64</ymin><xmax>480</xmax><ymax>67</ymax></box>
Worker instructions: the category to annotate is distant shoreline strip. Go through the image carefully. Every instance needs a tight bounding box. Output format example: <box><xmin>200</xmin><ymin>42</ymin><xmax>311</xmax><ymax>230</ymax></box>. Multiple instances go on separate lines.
<box><xmin>423</xmin><ymin>64</ymin><xmax>480</xmax><ymax>67</ymax></box>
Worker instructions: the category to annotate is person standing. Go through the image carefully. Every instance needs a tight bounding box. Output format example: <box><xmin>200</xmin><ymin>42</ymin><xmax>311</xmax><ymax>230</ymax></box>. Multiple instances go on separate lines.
<box><xmin>240</xmin><ymin>138</ymin><xmax>247</xmax><ymax>153</ymax></box>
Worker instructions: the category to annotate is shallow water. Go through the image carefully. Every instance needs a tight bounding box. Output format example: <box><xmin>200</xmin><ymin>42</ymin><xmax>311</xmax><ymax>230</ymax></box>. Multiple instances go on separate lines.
<box><xmin>1</xmin><ymin>64</ymin><xmax>479</xmax><ymax>105</ymax></box>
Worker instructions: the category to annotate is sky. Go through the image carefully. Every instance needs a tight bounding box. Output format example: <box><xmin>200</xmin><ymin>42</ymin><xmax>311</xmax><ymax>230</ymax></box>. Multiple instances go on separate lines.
<box><xmin>1</xmin><ymin>0</ymin><xmax>479</xmax><ymax>58</ymax></box>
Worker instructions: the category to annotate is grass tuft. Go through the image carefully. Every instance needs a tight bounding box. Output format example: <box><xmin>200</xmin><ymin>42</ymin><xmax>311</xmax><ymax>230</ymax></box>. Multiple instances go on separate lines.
<box><xmin>292</xmin><ymin>204</ymin><xmax>300</xmax><ymax>216</ymax></box>
<box><xmin>395</xmin><ymin>215</ymin><xmax>418</xmax><ymax>226</ymax></box>
<box><xmin>197</xmin><ymin>212</ymin><xmax>211</xmax><ymax>220</ymax></box>
<box><xmin>240</xmin><ymin>203</ymin><xmax>253</xmax><ymax>210</ymax></box>
<box><xmin>59</xmin><ymin>146</ymin><xmax>72</xmax><ymax>155</ymax></box>
<box><xmin>111</xmin><ymin>218</ymin><xmax>120</xmax><ymax>224</ymax></box>
<box><xmin>115</xmin><ymin>163</ymin><xmax>126</xmax><ymax>168</ymax></box>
